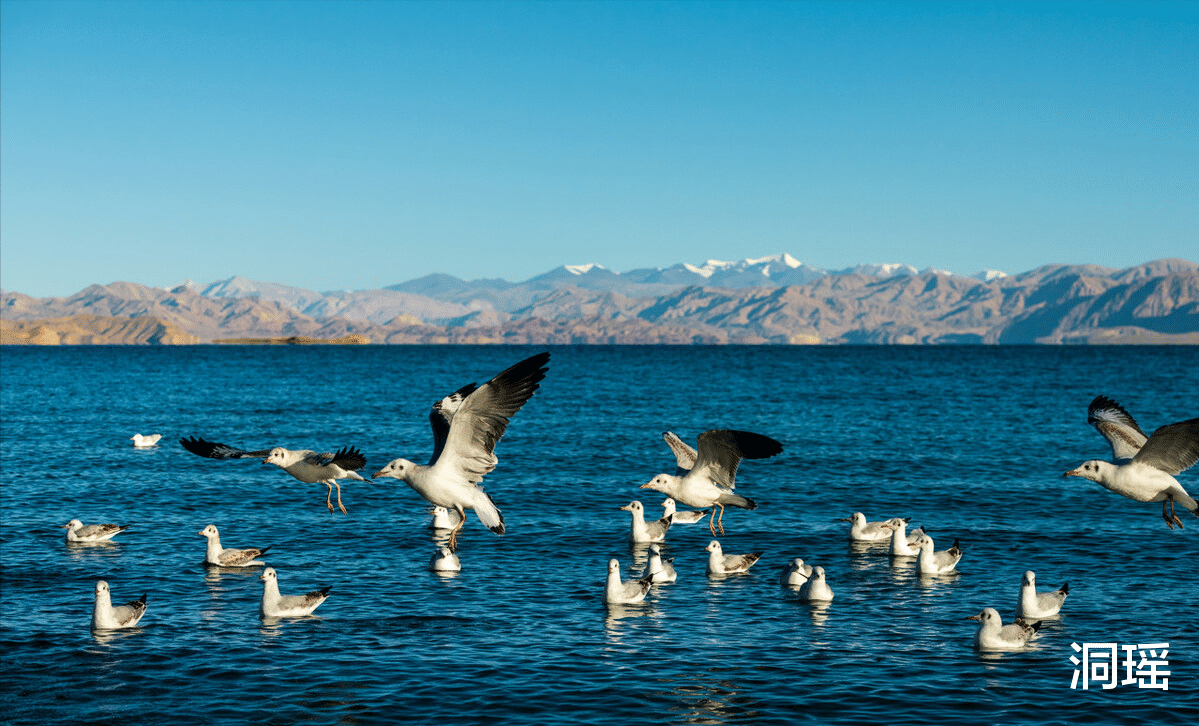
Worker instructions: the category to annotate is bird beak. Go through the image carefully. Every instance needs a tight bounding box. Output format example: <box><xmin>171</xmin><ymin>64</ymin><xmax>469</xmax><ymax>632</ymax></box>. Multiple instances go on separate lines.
<box><xmin>1063</xmin><ymin>469</ymin><xmax>1081</xmax><ymax>478</ymax></box>
<box><xmin>966</xmin><ymin>615</ymin><xmax>981</xmax><ymax>621</ymax></box>
<box><xmin>371</xmin><ymin>470</ymin><xmax>386</xmax><ymax>479</ymax></box>
<box><xmin>836</xmin><ymin>518</ymin><xmax>851</xmax><ymax>522</ymax></box>
<box><xmin>638</xmin><ymin>482</ymin><xmax>653</xmax><ymax>490</ymax></box>
<box><xmin>197</xmin><ymin>530</ymin><xmax>205</xmax><ymax>536</ymax></box>
<box><xmin>60</xmin><ymin>524</ymin><xmax>69</xmax><ymax>529</ymax></box>
<box><xmin>618</xmin><ymin>504</ymin><xmax>632</xmax><ymax>511</ymax></box>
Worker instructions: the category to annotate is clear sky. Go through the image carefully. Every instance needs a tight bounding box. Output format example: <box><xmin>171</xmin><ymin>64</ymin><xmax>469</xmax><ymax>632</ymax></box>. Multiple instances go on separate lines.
<box><xmin>2</xmin><ymin>0</ymin><xmax>1196</xmax><ymax>298</ymax></box>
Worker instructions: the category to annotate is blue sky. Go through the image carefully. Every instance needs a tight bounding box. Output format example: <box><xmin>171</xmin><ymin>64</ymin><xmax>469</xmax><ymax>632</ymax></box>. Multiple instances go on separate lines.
<box><xmin>2</xmin><ymin>0</ymin><xmax>1196</xmax><ymax>298</ymax></box>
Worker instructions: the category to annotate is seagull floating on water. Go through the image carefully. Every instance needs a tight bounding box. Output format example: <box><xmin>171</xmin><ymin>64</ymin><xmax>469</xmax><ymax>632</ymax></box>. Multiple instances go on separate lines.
<box><xmin>619</xmin><ymin>500</ymin><xmax>672</xmax><ymax>543</ymax></box>
<box><xmin>704</xmin><ymin>539</ymin><xmax>762</xmax><ymax>575</ymax></box>
<box><xmin>1015</xmin><ymin>570</ymin><xmax>1069</xmax><ymax>619</ymax></box>
<box><xmin>641</xmin><ymin>429</ymin><xmax>782</xmax><ymax>535</ymax></box>
<box><xmin>373</xmin><ymin>352</ymin><xmax>550</xmax><ymax>550</ymax></box>
<box><xmin>259</xmin><ymin>567</ymin><xmax>332</xmax><ymax>618</ymax></box>
<box><xmin>840</xmin><ymin>512</ymin><xmax>902</xmax><ymax>542</ymax></box>
<box><xmin>796</xmin><ymin>565</ymin><xmax>834</xmax><ymax>601</ymax></box>
<box><xmin>179</xmin><ymin>437</ymin><xmax>368</xmax><ymax>515</ymax></box>
<box><xmin>130</xmin><ymin>433</ymin><xmax>162</xmax><ymax>448</ymax></box>
<box><xmin>63</xmin><ymin>519</ymin><xmax>129</xmax><ymax>543</ymax></box>
<box><xmin>780</xmin><ymin>557</ymin><xmax>813</xmax><ymax>587</ymax></box>
<box><xmin>915</xmin><ymin>532</ymin><xmax>963</xmax><ymax>575</ymax></box>
<box><xmin>660</xmin><ymin>497</ymin><xmax>707</xmax><ymax>525</ymax></box>
<box><xmin>1065</xmin><ymin>395</ymin><xmax>1199</xmax><ymax>529</ymax></box>
<box><xmin>647</xmin><ymin>544</ymin><xmax>677</xmax><ymax>583</ymax></box>
<box><xmin>889</xmin><ymin>519</ymin><xmax>925</xmax><ymax>557</ymax></box>
<box><xmin>91</xmin><ymin>581</ymin><xmax>147</xmax><ymax>630</ymax></box>
<box><xmin>967</xmin><ymin>607</ymin><xmax>1041</xmax><ymax>651</ymax></box>
<box><xmin>198</xmin><ymin>524</ymin><xmax>270</xmax><ymax>567</ymax></box>
<box><xmin>429</xmin><ymin>546</ymin><xmax>462</xmax><ymax>572</ymax></box>
<box><xmin>605</xmin><ymin>558</ymin><xmax>653</xmax><ymax>604</ymax></box>
<box><xmin>428</xmin><ymin>506</ymin><xmax>464</xmax><ymax>530</ymax></box>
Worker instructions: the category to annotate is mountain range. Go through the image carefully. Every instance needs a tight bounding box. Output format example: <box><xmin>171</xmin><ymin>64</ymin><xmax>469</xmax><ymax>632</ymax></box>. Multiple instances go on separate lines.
<box><xmin>2</xmin><ymin>255</ymin><xmax>1197</xmax><ymax>344</ymax></box>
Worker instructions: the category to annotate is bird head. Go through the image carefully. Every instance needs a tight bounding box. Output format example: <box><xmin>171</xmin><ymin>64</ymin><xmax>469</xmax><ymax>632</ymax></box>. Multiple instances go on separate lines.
<box><xmin>373</xmin><ymin>458</ymin><xmax>413</xmax><ymax>481</ymax></box>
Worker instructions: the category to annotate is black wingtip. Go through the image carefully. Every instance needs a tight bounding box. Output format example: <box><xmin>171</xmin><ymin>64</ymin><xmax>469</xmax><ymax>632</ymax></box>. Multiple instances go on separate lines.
<box><xmin>1061</xmin><ymin>582</ymin><xmax>1070</xmax><ymax>595</ymax></box>
<box><xmin>319</xmin><ymin>586</ymin><xmax>333</xmax><ymax>597</ymax></box>
<box><xmin>743</xmin><ymin>497</ymin><xmax>758</xmax><ymax>511</ymax></box>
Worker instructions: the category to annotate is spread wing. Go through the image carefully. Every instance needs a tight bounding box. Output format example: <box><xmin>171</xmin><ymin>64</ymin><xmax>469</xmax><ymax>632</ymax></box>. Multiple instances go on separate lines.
<box><xmin>692</xmin><ymin>429</ymin><xmax>783</xmax><ymax>490</ymax></box>
<box><xmin>428</xmin><ymin>382</ymin><xmax>479</xmax><ymax>465</ymax></box>
<box><xmin>311</xmin><ymin>447</ymin><xmax>367</xmax><ymax>471</ymax></box>
<box><xmin>1133</xmin><ymin>419</ymin><xmax>1199</xmax><ymax>476</ymax></box>
<box><xmin>431</xmin><ymin>352</ymin><xmax>550</xmax><ymax>483</ymax></box>
<box><xmin>180</xmin><ymin>437</ymin><xmax>273</xmax><ymax>460</ymax></box>
<box><xmin>1087</xmin><ymin>396</ymin><xmax>1148</xmax><ymax>461</ymax></box>
<box><xmin>663</xmin><ymin>431</ymin><xmax>697</xmax><ymax>475</ymax></box>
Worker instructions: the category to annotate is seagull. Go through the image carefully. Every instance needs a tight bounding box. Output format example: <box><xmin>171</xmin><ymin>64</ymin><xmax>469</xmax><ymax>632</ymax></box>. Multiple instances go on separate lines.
<box><xmin>889</xmin><ymin>519</ymin><xmax>925</xmax><ymax>558</ymax></box>
<box><xmin>647</xmin><ymin>544</ymin><xmax>677</xmax><ymax>583</ymax></box>
<box><xmin>660</xmin><ymin>497</ymin><xmax>708</xmax><ymax>525</ymax></box>
<box><xmin>428</xmin><ymin>506</ymin><xmax>463</xmax><ymax>530</ymax></box>
<box><xmin>641</xmin><ymin>429</ymin><xmax>783</xmax><ymax>535</ymax></box>
<box><xmin>796</xmin><ymin>565</ymin><xmax>834</xmax><ymax>601</ymax></box>
<box><xmin>130</xmin><ymin>433</ymin><xmax>162</xmax><ymax>448</ymax></box>
<box><xmin>63</xmin><ymin>519</ymin><xmax>129</xmax><ymax>543</ymax></box>
<box><xmin>967</xmin><ymin>607</ymin><xmax>1041</xmax><ymax>651</ymax></box>
<box><xmin>198</xmin><ymin>524</ymin><xmax>270</xmax><ymax>567</ymax></box>
<box><xmin>618</xmin><ymin>500</ymin><xmax>672</xmax><ymax>543</ymax></box>
<box><xmin>915</xmin><ymin>532</ymin><xmax>963</xmax><ymax>575</ymax></box>
<box><xmin>91</xmin><ymin>581</ymin><xmax>147</xmax><ymax>630</ymax></box>
<box><xmin>259</xmin><ymin>567</ymin><xmax>332</xmax><ymax>618</ymax></box>
<box><xmin>429</xmin><ymin>546</ymin><xmax>462</xmax><ymax>572</ymax></box>
<box><xmin>780</xmin><ymin>557</ymin><xmax>813</xmax><ymax>587</ymax></box>
<box><xmin>1065</xmin><ymin>396</ymin><xmax>1199</xmax><ymax>529</ymax></box>
<box><xmin>605</xmin><ymin>558</ymin><xmax>652</xmax><ymax>604</ymax></box>
<box><xmin>179</xmin><ymin>436</ymin><xmax>368</xmax><ymax>515</ymax></box>
<box><xmin>1015</xmin><ymin>570</ymin><xmax>1069</xmax><ymax>619</ymax></box>
<box><xmin>704</xmin><ymin>539</ymin><xmax>762</xmax><ymax>575</ymax></box>
<box><xmin>840</xmin><ymin>512</ymin><xmax>900</xmax><ymax>542</ymax></box>
<box><xmin>373</xmin><ymin>352</ymin><xmax>550</xmax><ymax>550</ymax></box>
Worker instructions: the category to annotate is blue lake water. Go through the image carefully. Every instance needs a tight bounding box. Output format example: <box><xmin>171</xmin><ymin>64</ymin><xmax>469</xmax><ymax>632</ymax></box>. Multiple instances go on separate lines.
<box><xmin>1</xmin><ymin>345</ymin><xmax>1196</xmax><ymax>724</ymax></box>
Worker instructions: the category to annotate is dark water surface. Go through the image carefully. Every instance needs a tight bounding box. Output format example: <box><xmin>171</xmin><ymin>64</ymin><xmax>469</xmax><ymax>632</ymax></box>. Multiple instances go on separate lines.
<box><xmin>1</xmin><ymin>345</ymin><xmax>1196</xmax><ymax>724</ymax></box>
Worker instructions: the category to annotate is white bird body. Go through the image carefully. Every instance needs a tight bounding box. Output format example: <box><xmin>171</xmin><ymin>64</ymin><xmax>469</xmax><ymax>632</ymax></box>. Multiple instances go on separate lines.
<box><xmin>841</xmin><ymin>512</ymin><xmax>896</xmax><ymax>542</ymax></box>
<box><xmin>429</xmin><ymin>506</ymin><xmax>464</xmax><ymax>530</ymax></box>
<box><xmin>605</xmin><ymin>558</ymin><xmax>652</xmax><ymax>604</ymax></box>
<box><xmin>916</xmin><ymin>534</ymin><xmax>963</xmax><ymax>574</ymax></box>
<box><xmin>198</xmin><ymin>524</ymin><xmax>269</xmax><ymax>567</ymax></box>
<box><xmin>180</xmin><ymin>437</ymin><xmax>368</xmax><ymax>514</ymax></box>
<box><xmin>641</xmin><ymin>429</ymin><xmax>782</xmax><ymax>535</ymax></box>
<box><xmin>91</xmin><ymin>581</ymin><xmax>146</xmax><ymax>630</ymax></box>
<box><xmin>797</xmin><ymin>566</ymin><xmax>834</xmax><ymax>601</ymax></box>
<box><xmin>259</xmin><ymin>567</ymin><xmax>331</xmax><ymax>618</ymax></box>
<box><xmin>968</xmin><ymin>607</ymin><xmax>1040</xmax><ymax>651</ymax></box>
<box><xmin>63</xmin><ymin>519</ymin><xmax>129</xmax><ymax>543</ymax></box>
<box><xmin>1015</xmin><ymin>570</ymin><xmax>1069</xmax><ymax>619</ymax></box>
<box><xmin>619</xmin><ymin>500</ymin><xmax>672</xmax><ymax>543</ymax></box>
<box><xmin>704</xmin><ymin>539</ymin><xmax>762</xmax><ymax>575</ymax></box>
<box><xmin>429</xmin><ymin>546</ymin><xmax>462</xmax><ymax>572</ymax></box>
<box><xmin>647</xmin><ymin>544</ymin><xmax>677</xmax><ymax>583</ymax></box>
<box><xmin>373</xmin><ymin>353</ymin><xmax>550</xmax><ymax>549</ymax></box>
<box><xmin>130</xmin><ymin>433</ymin><xmax>162</xmax><ymax>448</ymax></box>
<box><xmin>660</xmin><ymin>497</ymin><xmax>707</xmax><ymax>525</ymax></box>
<box><xmin>781</xmin><ymin>557</ymin><xmax>813</xmax><ymax>587</ymax></box>
<box><xmin>889</xmin><ymin>520</ymin><xmax>923</xmax><ymax>557</ymax></box>
<box><xmin>1066</xmin><ymin>396</ymin><xmax>1199</xmax><ymax>528</ymax></box>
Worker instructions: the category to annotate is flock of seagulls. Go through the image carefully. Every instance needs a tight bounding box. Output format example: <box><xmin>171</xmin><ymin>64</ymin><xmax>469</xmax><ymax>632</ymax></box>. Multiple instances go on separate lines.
<box><xmin>74</xmin><ymin>363</ymin><xmax>1194</xmax><ymax>654</ymax></box>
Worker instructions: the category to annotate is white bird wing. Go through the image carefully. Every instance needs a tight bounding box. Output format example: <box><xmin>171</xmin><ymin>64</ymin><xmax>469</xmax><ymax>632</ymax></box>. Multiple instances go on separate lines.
<box><xmin>428</xmin><ymin>382</ymin><xmax>479</xmax><ymax>464</ymax></box>
<box><xmin>218</xmin><ymin>547</ymin><xmax>267</xmax><ymax>566</ymax></box>
<box><xmin>279</xmin><ymin>587</ymin><xmax>331</xmax><ymax>612</ymax></box>
<box><xmin>663</xmin><ymin>431</ymin><xmax>697</xmax><ymax>475</ymax></box>
<box><xmin>1088</xmin><ymin>396</ymin><xmax>1149</xmax><ymax>461</ymax></box>
<box><xmin>430</xmin><ymin>352</ymin><xmax>550</xmax><ymax>483</ymax></box>
<box><xmin>691</xmin><ymin>430</ymin><xmax>783</xmax><ymax>490</ymax></box>
<box><xmin>1133</xmin><ymin>418</ymin><xmax>1199</xmax><ymax>476</ymax></box>
<box><xmin>79</xmin><ymin>523</ymin><xmax>124</xmax><ymax>538</ymax></box>
<box><xmin>112</xmin><ymin>595</ymin><xmax>147</xmax><ymax>626</ymax></box>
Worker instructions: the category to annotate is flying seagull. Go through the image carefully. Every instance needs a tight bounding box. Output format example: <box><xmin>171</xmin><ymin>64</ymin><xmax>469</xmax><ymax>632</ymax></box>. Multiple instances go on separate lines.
<box><xmin>1065</xmin><ymin>396</ymin><xmax>1199</xmax><ymax>529</ymax></box>
<box><xmin>640</xmin><ymin>429</ymin><xmax>782</xmax><ymax>535</ymax></box>
<box><xmin>373</xmin><ymin>352</ymin><xmax>550</xmax><ymax>550</ymax></box>
<box><xmin>179</xmin><ymin>437</ymin><xmax>368</xmax><ymax>514</ymax></box>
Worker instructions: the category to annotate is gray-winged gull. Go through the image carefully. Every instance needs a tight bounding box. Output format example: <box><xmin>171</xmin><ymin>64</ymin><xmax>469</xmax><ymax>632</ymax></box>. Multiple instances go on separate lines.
<box><xmin>130</xmin><ymin>433</ymin><xmax>162</xmax><ymax>448</ymax></box>
<box><xmin>605</xmin><ymin>558</ymin><xmax>652</xmax><ymax>604</ymax></box>
<box><xmin>915</xmin><ymin>532</ymin><xmax>963</xmax><ymax>574</ymax></box>
<box><xmin>1015</xmin><ymin>570</ymin><xmax>1069</xmax><ymax>619</ymax></box>
<box><xmin>198</xmin><ymin>524</ymin><xmax>270</xmax><ymax>567</ymax></box>
<box><xmin>63</xmin><ymin>519</ymin><xmax>129</xmax><ymax>543</ymax></box>
<box><xmin>372</xmin><ymin>352</ymin><xmax>549</xmax><ymax>550</ymax></box>
<box><xmin>179</xmin><ymin>437</ymin><xmax>368</xmax><ymax>515</ymax></box>
<box><xmin>259</xmin><ymin>567</ymin><xmax>331</xmax><ymax>618</ymax></box>
<box><xmin>641</xmin><ymin>429</ymin><xmax>782</xmax><ymax>535</ymax></box>
<box><xmin>967</xmin><ymin>607</ymin><xmax>1041</xmax><ymax>651</ymax></box>
<box><xmin>647</xmin><ymin>544</ymin><xmax>677</xmax><ymax>583</ymax></box>
<box><xmin>797</xmin><ymin>565</ymin><xmax>834</xmax><ymax>601</ymax></box>
<box><xmin>618</xmin><ymin>500</ymin><xmax>672</xmax><ymax>543</ymax></box>
<box><xmin>1065</xmin><ymin>395</ymin><xmax>1199</xmax><ymax>529</ymax></box>
<box><xmin>91</xmin><ymin>581</ymin><xmax>147</xmax><ymax>630</ymax></box>
<box><xmin>704</xmin><ymin>539</ymin><xmax>762</xmax><ymax>575</ymax></box>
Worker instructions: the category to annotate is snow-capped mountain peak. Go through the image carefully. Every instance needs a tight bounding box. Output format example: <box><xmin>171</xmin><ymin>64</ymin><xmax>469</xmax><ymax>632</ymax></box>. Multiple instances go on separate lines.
<box><xmin>565</xmin><ymin>263</ymin><xmax>605</xmax><ymax>276</ymax></box>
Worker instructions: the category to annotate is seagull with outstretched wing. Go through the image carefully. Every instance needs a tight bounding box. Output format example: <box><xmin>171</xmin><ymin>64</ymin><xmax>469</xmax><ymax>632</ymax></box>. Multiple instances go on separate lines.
<box><xmin>373</xmin><ymin>352</ymin><xmax>550</xmax><ymax>550</ymax></box>
<box><xmin>1065</xmin><ymin>396</ymin><xmax>1199</xmax><ymax>529</ymax></box>
<box><xmin>179</xmin><ymin>436</ymin><xmax>368</xmax><ymax>514</ymax></box>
